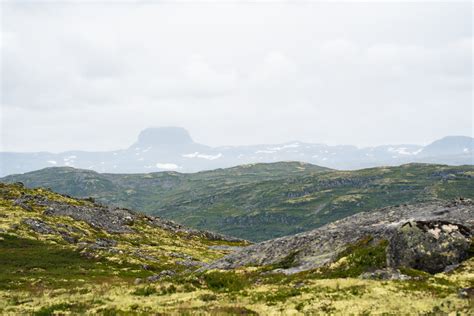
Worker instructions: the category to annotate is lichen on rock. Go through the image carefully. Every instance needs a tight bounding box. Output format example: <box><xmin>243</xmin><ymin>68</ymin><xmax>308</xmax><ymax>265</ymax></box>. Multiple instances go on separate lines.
<box><xmin>387</xmin><ymin>220</ymin><xmax>472</xmax><ymax>274</ymax></box>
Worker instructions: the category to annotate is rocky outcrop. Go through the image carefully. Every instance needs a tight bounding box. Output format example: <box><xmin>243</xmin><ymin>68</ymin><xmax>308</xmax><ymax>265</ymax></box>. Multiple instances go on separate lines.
<box><xmin>17</xmin><ymin>192</ymin><xmax>245</xmax><ymax>243</ymax></box>
<box><xmin>387</xmin><ymin>220</ymin><xmax>471</xmax><ymax>273</ymax></box>
<box><xmin>204</xmin><ymin>199</ymin><xmax>473</xmax><ymax>274</ymax></box>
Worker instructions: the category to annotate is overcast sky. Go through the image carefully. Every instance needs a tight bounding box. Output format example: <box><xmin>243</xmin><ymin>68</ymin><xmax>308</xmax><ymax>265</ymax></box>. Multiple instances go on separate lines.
<box><xmin>1</xmin><ymin>1</ymin><xmax>472</xmax><ymax>152</ymax></box>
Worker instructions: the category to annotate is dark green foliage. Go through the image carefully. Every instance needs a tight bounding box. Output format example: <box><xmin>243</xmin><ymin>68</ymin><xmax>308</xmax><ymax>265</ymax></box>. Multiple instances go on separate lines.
<box><xmin>264</xmin><ymin>288</ymin><xmax>301</xmax><ymax>304</ymax></box>
<box><xmin>202</xmin><ymin>271</ymin><xmax>250</xmax><ymax>292</ymax></box>
<box><xmin>398</xmin><ymin>267</ymin><xmax>431</xmax><ymax>279</ymax></box>
<box><xmin>199</xmin><ymin>293</ymin><xmax>218</xmax><ymax>301</ymax></box>
<box><xmin>178</xmin><ymin>306</ymin><xmax>258</xmax><ymax>315</ymax></box>
<box><xmin>132</xmin><ymin>286</ymin><xmax>157</xmax><ymax>296</ymax></box>
<box><xmin>272</xmin><ymin>251</ymin><xmax>299</xmax><ymax>269</ymax></box>
<box><xmin>33</xmin><ymin>303</ymin><xmax>87</xmax><ymax>316</ymax></box>
<box><xmin>159</xmin><ymin>284</ymin><xmax>177</xmax><ymax>295</ymax></box>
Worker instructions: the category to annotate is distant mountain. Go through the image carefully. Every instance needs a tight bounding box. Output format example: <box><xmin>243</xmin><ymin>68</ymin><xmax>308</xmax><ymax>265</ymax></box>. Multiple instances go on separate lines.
<box><xmin>0</xmin><ymin>127</ymin><xmax>472</xmax><ymax>176</ymax></box>
<box><xmin>3</xmin><ymin>162</ymin><xmax>473</xmax><ymax>241</ymax></box>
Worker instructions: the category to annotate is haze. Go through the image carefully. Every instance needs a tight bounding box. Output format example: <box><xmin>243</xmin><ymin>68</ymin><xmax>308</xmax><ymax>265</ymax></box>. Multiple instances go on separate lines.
<box><xmin>1</xmin><ymin>1</ymin><xmax>472</xmax><ymax>153</ymax></box>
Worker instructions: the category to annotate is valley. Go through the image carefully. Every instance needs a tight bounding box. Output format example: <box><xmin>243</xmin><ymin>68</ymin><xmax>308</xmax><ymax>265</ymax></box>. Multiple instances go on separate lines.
<box><xmin>3</xmin><ymin>162</ymin><xmax>474</xmax><ymax>241</ymax></box>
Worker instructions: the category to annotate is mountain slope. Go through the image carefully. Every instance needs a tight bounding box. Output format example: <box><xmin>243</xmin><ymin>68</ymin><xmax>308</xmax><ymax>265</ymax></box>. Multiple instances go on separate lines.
<box><xmin>3</xmin><ymin>163</ymin><xmax>474</xmax><ymax>241</ymax></box>
<box><xmin>1</xmin><ymin>183</ymin><xmax>473</xmax><ymax>315</ymax></box>
<box><xmin>1</xmin><ymin>127</ymin><xmax>472</xmax><ymax>176</ymax></box>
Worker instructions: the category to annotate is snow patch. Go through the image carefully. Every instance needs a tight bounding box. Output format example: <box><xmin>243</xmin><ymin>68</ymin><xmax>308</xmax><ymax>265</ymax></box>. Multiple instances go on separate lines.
<box><xmin>156</xmin><ymin>163</ymin><xmax>179</xmax><ymax>170</ymax></box>
<box><xmin>47</xmin><ymin>160</ymin><xmax>57</xmax><ymax>165</ymax></box>
<box><xmin>388</xmin><ymin>147</ymin><xmax>422</xmax><ymax>156</ymax></box>
<box><xmin>268</xmin><ymin>143</ymin><xmax>300</xmax><ymax>151</ymax></box>
<box><xmin>255</xmin><ymin>150</ymin><xmax>277</xmax><ymax>154</ymax></box>
<box><xmin>182</xmin><ymin>152</ymin><xmax>223</xmax><ymax>160</ymax></box>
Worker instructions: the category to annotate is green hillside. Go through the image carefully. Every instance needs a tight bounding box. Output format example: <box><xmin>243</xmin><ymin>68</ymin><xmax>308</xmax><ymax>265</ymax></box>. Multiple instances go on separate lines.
<box><xmin>1</xmin><ymin>182</ymin><xmax>473</xmax><ymax>315</ymax></box>
<box><xmin>2</xmin><ymin>162</ymin><xmax>474</xmax><ymax>241</ymax></box>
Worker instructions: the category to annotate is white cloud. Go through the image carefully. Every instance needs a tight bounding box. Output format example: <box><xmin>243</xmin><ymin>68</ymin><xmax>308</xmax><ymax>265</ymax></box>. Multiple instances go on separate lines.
<box><xmin>1</xmin><ymin>2</ymin><xmax>472</xmax><ymax>152</ymax></box>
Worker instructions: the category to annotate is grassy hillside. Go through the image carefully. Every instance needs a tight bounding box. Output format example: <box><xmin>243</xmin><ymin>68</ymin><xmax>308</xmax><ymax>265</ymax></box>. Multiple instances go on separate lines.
<box><xmin>1</xmin><ymin>182</ymin><xmax>472</xmax><ymax>315</ymax></box>
<box><xmin>3</xmin><ymin>162</ymin><xmax>474</xmax><ymax>241</ymax></box>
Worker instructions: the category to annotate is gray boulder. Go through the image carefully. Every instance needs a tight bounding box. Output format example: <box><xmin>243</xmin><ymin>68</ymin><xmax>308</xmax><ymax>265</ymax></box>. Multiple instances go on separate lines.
<box><xmin>203</xmin><ymin>199</ymin><xmax>474</xmax><ymax>275</ymax></box>
<box><xmin>387</xmin><ymin>220</ymin><xmax>471</xmax><ymax>274</ymax></box>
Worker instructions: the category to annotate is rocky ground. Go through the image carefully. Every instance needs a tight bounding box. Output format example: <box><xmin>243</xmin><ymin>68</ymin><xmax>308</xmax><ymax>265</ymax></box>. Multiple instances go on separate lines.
<box><xmin>205</xmin><ymin>199</ymin><xmax>473</xmax><ymax>275</ymax></box>
<box><xmin>0</xmin><ymin>182</ymin><xmax>473</xmax><ymax>315</ymax></box>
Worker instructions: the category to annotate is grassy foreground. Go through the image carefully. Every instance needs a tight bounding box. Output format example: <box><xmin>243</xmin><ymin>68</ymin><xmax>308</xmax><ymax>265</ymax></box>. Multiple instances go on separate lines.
<box><xmin>0</xmin><ymin>183</ymin><xmax>473</xmax><ymax>315</ymax></box>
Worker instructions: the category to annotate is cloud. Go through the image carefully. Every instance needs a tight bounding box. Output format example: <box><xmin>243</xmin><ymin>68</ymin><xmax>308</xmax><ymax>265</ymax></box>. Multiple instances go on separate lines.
<box><xmin>1</xmin><ymin>1</ymin><xmax>472</xmax><ymax>151</ymax></box>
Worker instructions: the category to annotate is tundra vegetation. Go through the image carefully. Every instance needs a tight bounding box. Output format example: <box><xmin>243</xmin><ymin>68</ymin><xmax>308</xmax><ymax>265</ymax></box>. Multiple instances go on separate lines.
<box><xmin>3</xmin><ymin>162</ymin><xmax>474</xmax><ymax>241</ymax></box>
<box><xmin>0</xmin><ymin>182</ymin><xmax>473</xmax><ymax>315</ymax></box>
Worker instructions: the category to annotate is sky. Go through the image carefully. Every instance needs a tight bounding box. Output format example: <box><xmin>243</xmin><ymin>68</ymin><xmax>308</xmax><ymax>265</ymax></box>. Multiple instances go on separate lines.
<box><xmin>1</xmin><ymin>1</ymin><xmax>472</xmax><ymax>152</ymax></box>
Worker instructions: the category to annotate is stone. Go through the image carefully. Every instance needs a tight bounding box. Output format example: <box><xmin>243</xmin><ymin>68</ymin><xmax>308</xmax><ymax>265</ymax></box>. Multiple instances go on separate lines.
<box><xmin>23</xmin><ymin>218</ymin><xmax>55</xmax><ymax>234</ymax></box>
<box><xmin>359</xmin><ymin>269</ymin><xmax>411</xmax><ymax>281</ymax></box>
<box><xmin>458</xmin><ymin>287</ymin><xmax>474</xmax><ymax>299</ymax></box>
<box><xmin>203</xmin><ymin>200</ymin><xmax>473</xmax><ymax>274</ymax></box>
<box><xmin>387</xmin><ymin>220</ymin><xmax>471</xmax><ymax>274</ymax></box>
<box><xmin>134</xmin><ymin>278</ymin><xmax>143</xmax><ymax>285</ymax></box>
<box><xmin>147</xmin><ymin>270</ymin><xmax>176</xmax><ymax>283</ymax></box>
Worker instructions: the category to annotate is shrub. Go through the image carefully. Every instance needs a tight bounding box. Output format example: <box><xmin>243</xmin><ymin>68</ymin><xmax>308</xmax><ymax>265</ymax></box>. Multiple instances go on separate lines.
<box><xmin>202</xmin><ymin>271</ymin><xmax>249</xmax><ymax>292</ymax></box>
<box><xmin>132</xmin><ymin>286</ymin><xmax>157</xmax><ymax>296</ymax></box>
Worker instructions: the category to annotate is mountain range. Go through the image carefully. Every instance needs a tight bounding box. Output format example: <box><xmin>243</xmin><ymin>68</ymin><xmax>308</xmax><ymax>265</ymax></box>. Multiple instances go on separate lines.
<box><xmin>1</xmin><ymin>126</ymin><xmax>472</xmax><ymax>176</ymax></box>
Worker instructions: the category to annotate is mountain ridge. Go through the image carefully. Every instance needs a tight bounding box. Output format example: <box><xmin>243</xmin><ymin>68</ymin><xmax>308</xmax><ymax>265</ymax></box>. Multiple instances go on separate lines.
<box><xmin>3</xmin><ymin>162</ymin><xmax>473</xmax><ymax>241</ymax></box>
<box><xmin>1</xmin><ymin>127</ymin><xmax>472</xmax><ymax>176</ymax></box>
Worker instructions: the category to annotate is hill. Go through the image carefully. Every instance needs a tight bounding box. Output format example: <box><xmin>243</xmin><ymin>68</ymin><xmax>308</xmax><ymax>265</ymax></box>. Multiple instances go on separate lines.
<box><xmin>3</xmin><ymin>162</ymin><xmax>474</xmax><ymax>241</ymax></box>
<box><xmin>0</xmin><ymin>183</ymin><xmax>472</xmax><ymax>315</ymax></box>
<box><xmin>1</xmin><ymin>127</ymin><xmax>472</xmax><ymax>176</ymax></box>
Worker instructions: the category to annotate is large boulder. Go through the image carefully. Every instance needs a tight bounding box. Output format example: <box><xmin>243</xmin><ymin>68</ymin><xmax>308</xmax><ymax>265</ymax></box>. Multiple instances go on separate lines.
<box><xmin>387</xmin><ymin>220</ymin><xmax>472</xmax><ymax>274</ymax></box>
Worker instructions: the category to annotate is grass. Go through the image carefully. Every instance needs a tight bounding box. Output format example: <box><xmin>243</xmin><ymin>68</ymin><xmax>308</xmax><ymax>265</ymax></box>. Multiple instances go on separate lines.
<box><xmin>0</xmin><ymin>233</ymin><xmax>149</xmax><ymax>291</ymax></box>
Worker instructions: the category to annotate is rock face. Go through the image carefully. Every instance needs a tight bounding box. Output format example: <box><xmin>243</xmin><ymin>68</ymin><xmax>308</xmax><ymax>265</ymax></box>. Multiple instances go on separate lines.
<box><xmin>204</xmin><ymin>199</ymin><xmax>473</xmax><ymax>274</ymax></box>
<box><xmin>387</xmin><ymin>220</ymin><xmax>472</xmax><ymax>273</ymax></box>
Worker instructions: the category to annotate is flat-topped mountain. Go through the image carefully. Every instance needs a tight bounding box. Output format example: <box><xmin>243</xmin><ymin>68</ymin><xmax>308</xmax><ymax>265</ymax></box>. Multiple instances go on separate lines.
<box><xmin>131</xmin><ymin>127</ymin><xmax>195</xmax><ymax>147</ymax></box>
<box><xmin>3</xmin><ymin>162</ymin><xmax>473</xmax><ymax>241</ymax></box>
<box><xmin>0</xmin><ymin>127</ymin><xmax>472</xmax><ymax>176</ymax></box>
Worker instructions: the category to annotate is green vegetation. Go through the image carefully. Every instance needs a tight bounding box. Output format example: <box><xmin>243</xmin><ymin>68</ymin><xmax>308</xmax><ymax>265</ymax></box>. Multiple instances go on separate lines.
<box><xmin>322</xmin><ymin>237</ymin><xmax>389</xmax><ymax>278</ymax></box>
<box><xmin>0</xmin><ymin>183</ymin><xmax>473</xmax><ymax>314</ymax></box>
<box><xmin>0</xmin><ymin>234</ymin><xmax>147</xmax><ymax>291</ymax></box>
<box><xmin>3</xmin><ymin>163</ymin><xmax>474</xmax><ymax>242</ymax></box>
<box><xmin>202</xmin><ymin>271</ymin><xmax>250</xmax><ymax>292</ymax></box>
